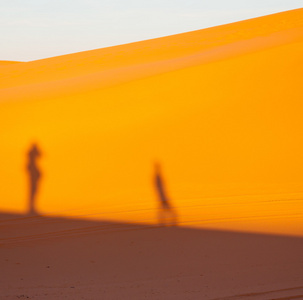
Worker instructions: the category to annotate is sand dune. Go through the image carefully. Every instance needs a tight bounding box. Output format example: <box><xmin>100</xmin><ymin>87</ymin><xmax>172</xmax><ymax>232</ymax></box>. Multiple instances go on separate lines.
<box><xmin>0</xmin><ymin>10</ymin><xmax>303</xmax><ymax>231</ymax></box>
<box><xmin>1</xmin><ymin>8</ymin><xmax>303</xmax><ymax>299</ymax></box>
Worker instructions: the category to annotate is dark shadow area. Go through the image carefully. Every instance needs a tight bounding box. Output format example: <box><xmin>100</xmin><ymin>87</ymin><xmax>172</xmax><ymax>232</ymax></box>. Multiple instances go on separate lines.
<box><xmin>0</xmin><ymin>211</ymin><xmax>303</xmax><ymax>299</ymax></box>
<box><xmin>154</xmin><ymin>162</ymin><xmax>178</xmax><ymax>226</ymax></box>
<box><xmin>26</xmin><ymin>143</ymin><xmax>42</xmax><ymax>215</ymax></box>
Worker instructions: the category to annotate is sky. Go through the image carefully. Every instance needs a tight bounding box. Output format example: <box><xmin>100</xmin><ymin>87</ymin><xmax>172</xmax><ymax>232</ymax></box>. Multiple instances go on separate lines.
<box><xmin>0</xmin><ymin>0</ymin><xmax>302</xmax><ymax>61</ymax></box>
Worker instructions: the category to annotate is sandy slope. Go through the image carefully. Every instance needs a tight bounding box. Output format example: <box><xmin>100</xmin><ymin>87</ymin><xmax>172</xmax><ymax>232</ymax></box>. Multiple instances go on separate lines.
<box><xmin>0</xmin><ymin>9</ymin><xmax>303</xmax><ymax>234</ymax></box>
<box><xmin>1</xmin><ymin>213</ymin><xmax>303</xmax><ymax>299</ymax></box>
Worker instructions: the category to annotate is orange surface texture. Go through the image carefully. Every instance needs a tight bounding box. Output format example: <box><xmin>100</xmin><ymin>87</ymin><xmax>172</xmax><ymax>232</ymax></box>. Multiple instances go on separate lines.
<box><xmin>1</xmin><ymin>8</ymin><xmax>303</xmax><ymax>236</ymax></box>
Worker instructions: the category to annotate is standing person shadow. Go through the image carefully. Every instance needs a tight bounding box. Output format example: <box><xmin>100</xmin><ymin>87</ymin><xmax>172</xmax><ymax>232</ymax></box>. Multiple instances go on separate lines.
<box><xmin>27</xmin><ymin>143</ymin><xmax>42</xmax><ymax>215</ymax></box>
<box><xmin>154</xmin><ymin>162</ymin><xmax>178</xmax><ymax>226</ymax></box>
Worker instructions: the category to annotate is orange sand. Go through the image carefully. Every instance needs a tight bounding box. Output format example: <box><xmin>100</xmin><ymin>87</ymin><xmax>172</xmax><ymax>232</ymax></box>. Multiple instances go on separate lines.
<box><xmin>0</xmin><ymin>60</ymin><xmax>22</xmax><ymax>66</ymax></box>
<box><xmin>0</xmin><ymin>9</ymin><xmax>303</xmax><ymax>236</ymax></box>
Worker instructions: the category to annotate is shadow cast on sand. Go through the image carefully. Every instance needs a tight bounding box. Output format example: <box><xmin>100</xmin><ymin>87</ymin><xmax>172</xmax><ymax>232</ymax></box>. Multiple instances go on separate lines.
<box><xmin>1</xmin><ymin>212</ymin><xmax>303</xmax><ymax>299</ymax></box>
<box><xmin>154</xmin><ymin>162</ymin><xmax>178</xmax><ymax>226</ymax></box>
<box><xmin>26</xmin><ymin>143</ymin><xmax>42</xmax><ymax>216</ymax></box>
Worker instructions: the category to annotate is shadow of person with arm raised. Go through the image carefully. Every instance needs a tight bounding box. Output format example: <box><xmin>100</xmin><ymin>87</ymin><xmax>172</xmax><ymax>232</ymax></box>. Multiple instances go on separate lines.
<box><xmin>27</xmin><ymin>143</ymin><xmax>42</xmax><ymax>215</ymax></box>
<box><xmin>154</xmin><ymin>162</ymin><xmax>178</xmax><ymax>226</ymax></box>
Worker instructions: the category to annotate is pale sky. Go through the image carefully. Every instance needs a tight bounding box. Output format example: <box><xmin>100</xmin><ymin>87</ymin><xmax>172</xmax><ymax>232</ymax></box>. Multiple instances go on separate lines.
<box><xmin>1</xmin><ymin>0</ymin><xmax>302</xmax><ymax>61</ymax></box>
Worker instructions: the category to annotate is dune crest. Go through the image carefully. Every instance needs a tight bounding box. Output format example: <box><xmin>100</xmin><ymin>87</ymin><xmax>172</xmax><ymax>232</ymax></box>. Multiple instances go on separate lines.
<box><xmin>0</xmin><ymin>8</ymin><xmax>302</xmax><ymax>93</ymax></box>
<box><xmin>0</xmin><ymin>60</ymin><xmax>22</xmax><ymax>67</ymax></box>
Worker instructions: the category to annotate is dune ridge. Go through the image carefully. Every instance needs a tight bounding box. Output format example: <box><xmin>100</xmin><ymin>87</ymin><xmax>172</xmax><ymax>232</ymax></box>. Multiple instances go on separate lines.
<box><xmin>0</xmin><ymin>8</ymin><xmax>302</xmax><ymax>93</ymax></box>
<box><xmin>0</xmin><ymin>60</ymin><xmax>22</xmax><ymax>66</ymax></box>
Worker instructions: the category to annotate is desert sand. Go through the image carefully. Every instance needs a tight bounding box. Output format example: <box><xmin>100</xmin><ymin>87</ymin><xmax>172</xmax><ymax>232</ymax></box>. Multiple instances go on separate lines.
<box><xmin>1</xmin><ymin>8</ymin><xmax>303</xmax><ymax>299</ymax></box>
<box><xmin>1</xmin><ymin>212</ymin><xmax>303</xmax><ymax>299</ymax></box>
<box><xmin>0</xmin><ymin>61</ymin><xmax>21</xmax><ymax>66</ymax></box>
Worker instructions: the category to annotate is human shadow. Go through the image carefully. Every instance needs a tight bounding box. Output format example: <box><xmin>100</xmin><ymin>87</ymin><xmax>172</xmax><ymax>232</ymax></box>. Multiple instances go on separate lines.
<box><xmin>26</xmin><ymin>143</ymin><xmax>42</xmax><ymax>215</ymax></box>
<box><xmin>153</xmin><ymin>162</ymin><xmax>178</xmax><ymax>226</ymax></box>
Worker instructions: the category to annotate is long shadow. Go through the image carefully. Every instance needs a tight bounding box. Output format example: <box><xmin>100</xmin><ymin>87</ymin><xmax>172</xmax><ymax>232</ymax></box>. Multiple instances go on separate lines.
<box><xmin>154</xmin><ymin>162</ymin><xmax>178</xmax><ymax>226</ymax></box>
<box><xmin>0</xmin><ymin>211</ymin><xmax>302</xmax><ymax>299</ymax></box>
<box><xmin>26</xmin><ymin>143</ymin><xmax>42</xmax><ymax>215</ymax></box>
